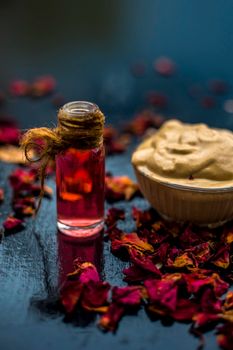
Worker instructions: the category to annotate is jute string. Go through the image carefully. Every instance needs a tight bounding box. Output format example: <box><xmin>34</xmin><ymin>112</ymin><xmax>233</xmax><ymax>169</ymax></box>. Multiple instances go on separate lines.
<box><xmin>20</xmin><ymin>107</ymin><xmax>105</xmax><ymax>213</ymax></box>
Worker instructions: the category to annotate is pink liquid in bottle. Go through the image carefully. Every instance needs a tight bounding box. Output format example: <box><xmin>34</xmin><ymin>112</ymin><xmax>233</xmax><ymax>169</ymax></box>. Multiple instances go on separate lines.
<box><xmin>56</xmin><ymin>101</ymin><xmax>105</xmax><ymax>238</ymax></box>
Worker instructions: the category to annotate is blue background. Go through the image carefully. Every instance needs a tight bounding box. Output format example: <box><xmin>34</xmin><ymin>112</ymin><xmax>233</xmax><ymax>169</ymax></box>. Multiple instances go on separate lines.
<box><xmin>0</xmin><ymin>0</ymin><xmax>233</xmax><ymax>128</ymax></box>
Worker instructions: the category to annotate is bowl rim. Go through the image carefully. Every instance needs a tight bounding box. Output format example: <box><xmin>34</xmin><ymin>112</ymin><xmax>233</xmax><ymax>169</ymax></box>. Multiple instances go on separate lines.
<box><xmin>134</xmin><ymin>165</ymin><xmax>233</xmax><ymax>193</ymax></box>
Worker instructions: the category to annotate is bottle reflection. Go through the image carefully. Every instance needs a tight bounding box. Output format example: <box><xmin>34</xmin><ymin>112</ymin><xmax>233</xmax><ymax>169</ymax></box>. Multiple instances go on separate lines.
<box><xmin>57</xmin><ymin>230</ymin><xmax>104</xmax><ymax>287</ymax></box>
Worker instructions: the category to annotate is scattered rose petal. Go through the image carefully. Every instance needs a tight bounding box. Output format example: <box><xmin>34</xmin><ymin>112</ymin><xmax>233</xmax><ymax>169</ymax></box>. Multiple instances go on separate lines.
<box><xmin>154</xmin><ymin>57</ymin><xmax>175</xmax><ymax>77</ymax></box>
<box><xmin>124</xmin><ymin>110</ymin><xmax>165</xmax><ymax>136</ymax></box>
<box><xmin>3</xmin><ymin>216</ymin><xmax>24</xmax><ymax>231</ymax></box>
<box><xmin>145</xmin><ymin>279</ymin><xmax>178</xmax><ymax>312</ymax></box>
<box><xmin>31</xmin><ymin>75</ymin><xmax>56</xmax><ymax>97</ymax></box>
<box><xmin>9</xmin><ymin>80</ymin><xmax>30</xmax><ymax>96</ymax></box>
<box><xmin>0</xmin><ymin>119</ymin><xmax>20</xmax><ymax>145</ymax></box>
<box><xmin>0</xmin><ymin>188</ymin><xmax>4</xmax><ymax>202</ymax></box>
<box><xmin>99</xmin><ymin>303</ymin><xmax>125</xmax><ymax>332</ymax></box>
<box><xmin>105</xmin><ymin>208</ymin><xmax>125</xmax><ymax>228</ymax></box>
<box><xmin>105</xmin><ymin>175</ymin><xmax>141</xmax><ymax>202</ymax></box>
<box><xmin>217</xmin><ymin>323</ymin><xmax>233</xmax><ymax>350</ymax></box>
<box><xmin>81</xmin><ymin>281</ymin><xmax>111</xmax><ymax>312</ymax></box>
<box><xmin>208</xmin><ymin>79</ymin><xmax>228</xmax><ymax>95</ymax></box>
<box><xmin>60</xmin><ymin>280</ymin><xmax>83</xmax><ymax>313</ymax></box>
<box><xmin>146</xmin><ymin>91</ymin><xmax>167</xmax><ymax>108</ymax></box>
<box><xmin>111</xmin><ymin>231</ymin><xmax>154</xmax><ymax>255</ymax></box>
<box><xmin>201</xmin><ymin>96</ymin><xmax>216</xmax><ymax>109</ymax></box>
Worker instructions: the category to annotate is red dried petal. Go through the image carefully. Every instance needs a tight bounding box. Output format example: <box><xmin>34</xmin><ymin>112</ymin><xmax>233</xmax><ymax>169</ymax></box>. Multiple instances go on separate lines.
<box><xmin>112</xmin><ymin>286</ymin><xmax>145</xmax><ymax>306</ymax></box>
<box><xmin>146</xmin><ymin>91</ymin><xmax>167</xmax><ymax>108</ymax></box>
<box><xmin>171</xmin><ymin>299</ymin><xmax>199</xmax><ymax>321</ymax></box>
<box><xmin>0</xmin><ymin>188</ymin><xmax>4</xmax><ymax>202</ymax></box>
<box><xmin>60</xmin><ymin>280</ymin><xmax>83</xmax><ymax>313</ymax></box>
<box><xmin>9</xmin><ymin>168</ymin><xmax>37</xmax><ymax>191</ymax></box>
<box><xmin>201</xmin><ymin>96</ymin><xmax>216</xmax><ymax>109</ymax></box>
<box><xmin>208</xmin><ymin>79</ymin><xmax>228</xmax><ymax>95</ymax></box>
<box><xmin>105</xmin><ymin>175</ymin><xmax>141</xmax><ymax>203</ymax></box>
<box><xmin>184</xmin><ymin>272</ymin><xmax>229</xmax><ymax>297</ymax></box>
<box><xmin>129</xmin><ymin>248</ymin><xmax>161</xmax><ymax>276</ymax></box>
<box><xmin>169</xmin><ymin>252</ymin><xmax>196</xmax><ymax>269</ymax></box>
<box><xmin>211</xmin><ymin>245</ymin><xmax>230</xmax><ymax>269</ymax></box>
<box><xmin>9</xmin><ymin>80</ymin><xmax>30</xmax><ymax>96</ymax></box>
<box><xmin>217</xmin><ymin>323</ymin><xmax>233</xmax><ymax>350</ymax></box>
<box><xmin>124</xmin><ymin>110</ymin><xmax>165</xmax><ymax>136</ymax></box>
<box><xmin>69</xmin><ymin>261</ymin><xmax>100</xmax><ymax>284</ymax></box>
<box><xmin>31</xmin><ymin>75</ymin><xmax>56</xmax><ymax>97</ymax></box>
<box><xmin>104</xmin><ymin>127</ymin><xmax>127</xmax><ymax>155</ymax></box>
<box><xmin>123</xmin><ymin>265</ymin><xmax>152</xmax><ymax>283</ymax></box>
<box><xmin>105</xmin><ymin>208</ymin><xmax>125</xmax><ymax>228</ymax></box>
<box><xmin>98</xmin><ymin>303</ymin><xmax>125</xmax><ymax>332</ymax></box>
<box><xmin>179</xmin><ymin>226</ymin><xmax>202</xmax><ymax>247</ymax></box>
<box><xmin>187</xmin><ymin>242</ymin><xmax>211</xmax><ymax>265</ymax></box>
<box><xmin>223</xmin><ymin>291</ymin><xmax>233</xmax><ymax>311</ymax></box>
<box><xmin>145</xmin><ymin>279</ymin><xmax>177</xmax><ymax>312</ymax></box>
<box><xmin>111</xmin><ymin>232</ymin><xmax>154</xmax><ymax>255</ymax></box>
<box><xmin>132</xmin><ymin>207</ymin><xmax>155</xmax><ymax>228</ymax></box>
<box><xmin>0</xmin><ymin>119</ymin><xmax>20</xmax><ymax>145</ymax></box>
<box><xmin>3</xmin><ymin>216</ymin><xmax>24</xmax><ymax>231</ymax></box>
<box><xmin>154</xmin><ymin>57</ymin><xmax>175</xmax><ymax>77</ymax></box>
<box><xmin>81</xmin><ymin>281</ymin><xmax>111</xmax><ymax>312</ymax></box>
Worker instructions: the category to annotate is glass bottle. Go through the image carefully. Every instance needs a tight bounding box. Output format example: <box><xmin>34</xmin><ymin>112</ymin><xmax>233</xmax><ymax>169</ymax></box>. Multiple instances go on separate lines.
<box><xmin>56</xmin><ymin>101</ymin><xmax>105</xmax><ymax>238</ymax></box>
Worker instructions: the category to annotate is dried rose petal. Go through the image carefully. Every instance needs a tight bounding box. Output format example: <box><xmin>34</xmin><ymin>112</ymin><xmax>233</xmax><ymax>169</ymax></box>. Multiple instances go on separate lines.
<box><xmin>111</xmin><ymin>231</ymin><xmax>154</xmax><ymax>255</ymax></box>
<box><xmin>129</xmin><ymin>248</ymin><xmax>161</xmax><ymax>277</ymax></box>
<box><xmin>31</xmin><ymin>75</ymin><xmax>56</xmax><ymax>97</ymax></box>
<box><xmin>112</xmin><ymin>285</ymin><xmax>145</xmax><ymax>306</ymax></box>
<box><xmin>60</xmin><ymin>280</ymin><xmax>83</xmax><ymax>313</ymax></box>
<box><xmin>68</xmin><ymin>261</ymin><xmax>100</xmax><ymax>284</ymax></box>
<box><xmin>146</xmin><ymin>91</ymin><xmax>167</xmax><ymax>108</ymax></box>
<box><xmin>9</xmin><ymin>168</ymin><xmax>37</xmax><ymax>192</ymax></box>
<box><xmin>3</xmin><ymin>216</ymin><xmax>24</xmax><ymax>231</ymax></box>
<box><xmin>104</xmin><ymin>127</ymin><xmax>127</xmax><ymax>155</ymax></box>
<box><xmin>98</xmin><ymin>303</ymin><xmax>125</xmax><ymax>332</ymax></box>
<box><xmin>187</xmin><ymin>242</ymin><xmax>211</xmax><ymax>265</ymax></box>
<box><xmin>0</xmin><ymin>188</ymin><xmax>4</xmax><ymax>202</ymax></box>
<box><xmin>0</xmin><ymin>119</ymin><xmax>20</xmax><ymax>145</ymax></box>
<box><xmin>223</xmin><ymin>291</ymin><xmax>233</xmax><ymax>311</ymax></box>
<box><xmin>184</xmin><ymin>272</ymin><xmax>229</xmax><ymax>297</ymax></box>
<box><xmin>193</xmin><ymin>288</ymin><xmax>222</xmax><ymax>328</ymax></box>
<box><xmin>123</xmin><ymin>265</ymin><xmax>152</xmax><ymax>283</ymax></box>
<box><xmin>171</xmin><ymin>299</ymin><xmax>199</xmax><ymax>321</ymax></box>
<box><xmin>9</xmin><ymin>80</ymin><xmax>30</xmax><ymax>96</ymax></box>
<box><xmin>217</xmin><ymin>323</ymin><xmax>233</xmax><ymax>350</ymax></box>
<box><xmin>208</xmin><ymin>79</ymin><xmax>228</xmax><ymax>95</ymax></box>
<box><xmin>105</xmin><ymin>175</ymin><xmax>141</xmax><ymax>203</ymax></box>
<box><xmin>124</xmin><ymin>110</ymin><xmax>165</xmax><ymax>136</ymax></box>
<box><xmin>132</xmin><ymin>207</ymin><xmax>155</xmax><ymax>228</ymax></box>
<box><xmin>105</xmin><ymin>208</ymin><xmax>125</xmax><ymax>228</ymax></box>
<box><xmin>154</xmin><ymin>57</ymin><xmax>175</xmax><ymax>77</ymax></box>
<box><xmin>169</xmin><ymin>252</ymin><xmax>195</xmax><ymax>269</ymax></box>
<box><xmin>145</xmin><ymin>279</ymin><xmax>178</xmax><ymax>312</ymax></box>
<box><xmin>81</xmin><ymin>281</ymin><xmax>111</xmax><ymax>312</ymax></box>
<box><xmin>211</xmin><ymin>245</ymin><xmax>230</xmax><ymax>269</ymax></box>
<box><xmin>201</xmin><ymin>96</ymin><xmax>216</xmax><ymax>109</ymax></box>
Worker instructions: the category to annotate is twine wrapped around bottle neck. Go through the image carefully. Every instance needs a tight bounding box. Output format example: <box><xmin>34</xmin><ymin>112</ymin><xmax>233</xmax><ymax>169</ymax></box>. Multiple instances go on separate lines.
<box><xmin>20</xmin><ymin>102</ymin><xmax>105</xmax><ymax>213</ymax></box>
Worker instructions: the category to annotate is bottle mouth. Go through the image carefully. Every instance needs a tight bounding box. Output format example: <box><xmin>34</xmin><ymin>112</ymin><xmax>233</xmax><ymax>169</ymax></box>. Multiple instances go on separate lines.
<box><xmin>62</xmin><ymin>101</ymin><xmax>99</xmax><ymax>117</ymax></box>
